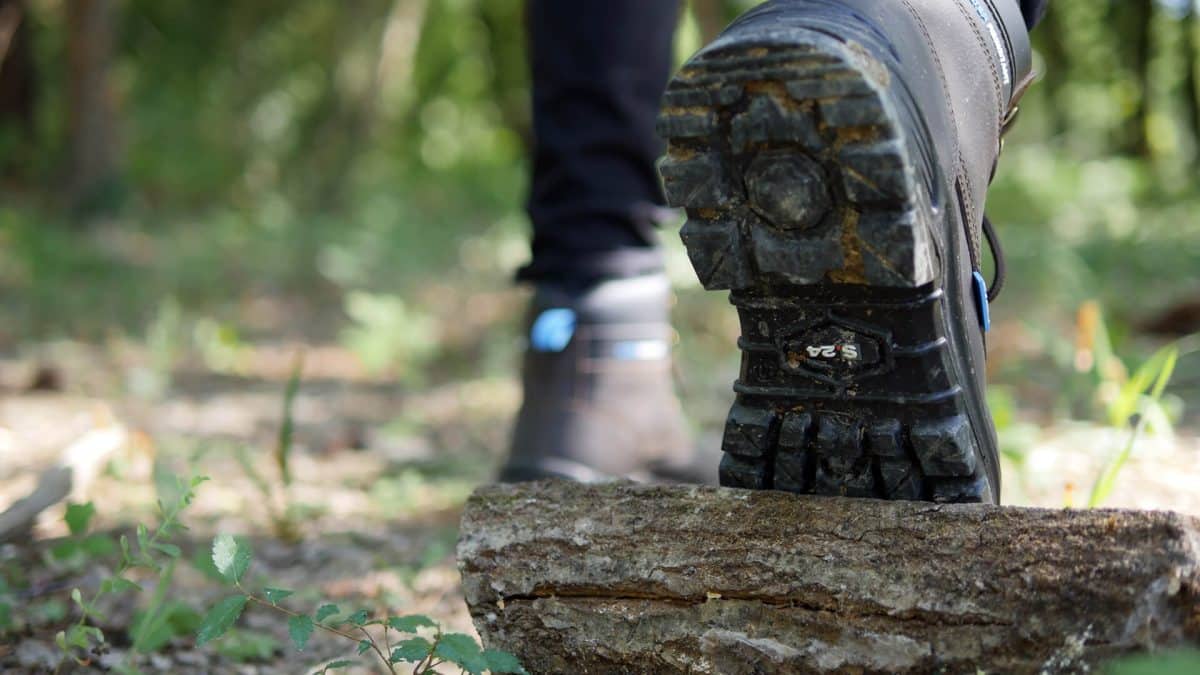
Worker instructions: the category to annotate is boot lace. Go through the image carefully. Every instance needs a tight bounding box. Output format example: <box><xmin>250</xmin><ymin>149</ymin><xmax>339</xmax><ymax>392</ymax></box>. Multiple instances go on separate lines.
<box><xmin>982</xmin><ymin>215</ymin><xmax>1006</xmax><ymax>302</ymax></box>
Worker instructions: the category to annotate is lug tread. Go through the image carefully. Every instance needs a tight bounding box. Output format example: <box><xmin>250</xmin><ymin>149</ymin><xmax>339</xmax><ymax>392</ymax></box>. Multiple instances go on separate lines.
<box><xmin>718</xmin><ymin>404</ymin><xmax>989</xmax><ymax>502</ymax></box>
<box><xmin>662</xmin><ymin>32</ymin><xmax>995</xmax><ymax>504</ymax></box>
<box><xmin>659</xmin><ymin>40</ymin><xmax>932</xmax><ymax>290</ymax></box>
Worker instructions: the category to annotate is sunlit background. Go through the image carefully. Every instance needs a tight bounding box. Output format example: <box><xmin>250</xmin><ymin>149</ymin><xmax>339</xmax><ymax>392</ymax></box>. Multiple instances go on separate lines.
<box><xmin>1</xmin><ymin>0</ymin><xmax>1198</xmax><ymax>671</ymax></box>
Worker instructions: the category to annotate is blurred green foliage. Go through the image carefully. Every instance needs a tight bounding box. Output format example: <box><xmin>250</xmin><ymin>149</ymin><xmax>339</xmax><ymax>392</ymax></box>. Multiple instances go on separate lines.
<box><xmin>0</xmin><ymin>0</ymin><xmax>1196</xmax><ymax>413</ymax></box>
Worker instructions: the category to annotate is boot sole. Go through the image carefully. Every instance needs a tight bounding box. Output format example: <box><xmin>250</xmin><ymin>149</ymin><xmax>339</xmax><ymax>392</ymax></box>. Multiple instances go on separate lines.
<box><xmin>658</xmin><ymin>32</ymin><xmax>996</xmax><ymax>503</ymax></box>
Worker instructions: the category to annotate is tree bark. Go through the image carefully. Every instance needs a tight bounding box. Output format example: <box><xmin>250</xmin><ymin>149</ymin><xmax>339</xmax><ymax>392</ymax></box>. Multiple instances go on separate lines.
<box><xmin>458</xmin><ymin>481</ymin><xmax>1200</xmax><ymax>674</ymax></box>
<box><xmin>66</xmin><ymin>0</ymin><xmax>118</xmax><ymax>209</ymax></box>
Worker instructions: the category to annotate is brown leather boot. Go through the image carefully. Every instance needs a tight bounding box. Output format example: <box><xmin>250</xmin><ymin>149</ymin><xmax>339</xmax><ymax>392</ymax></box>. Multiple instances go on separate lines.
<box><xmin>500</xmin><ymin>274</ymin><xmax>713</xmax><ymax>484</ymax></box>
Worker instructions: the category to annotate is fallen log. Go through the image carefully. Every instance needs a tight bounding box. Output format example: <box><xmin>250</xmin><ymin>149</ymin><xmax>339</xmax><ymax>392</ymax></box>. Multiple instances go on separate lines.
<box><xmin>457</xmin><ymin>480</ymin><xmax>1200</xmax><ymax>674</ymax></box>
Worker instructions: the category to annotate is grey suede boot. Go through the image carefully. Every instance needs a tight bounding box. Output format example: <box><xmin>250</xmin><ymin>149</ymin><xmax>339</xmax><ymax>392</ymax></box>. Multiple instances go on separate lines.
<box><xmin>657</xmin><ymin>0</ymin><xmax>1033</xmax><ymax>503</ymax></box>
<box><xmin>499</xmin><ymin>274</ymin><xmax>712</xmax><ymax>484</ymax></box>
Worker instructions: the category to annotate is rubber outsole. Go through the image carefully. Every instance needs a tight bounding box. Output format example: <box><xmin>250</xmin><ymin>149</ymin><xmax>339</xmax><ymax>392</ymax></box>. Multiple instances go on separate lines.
<box><xmin>658</xmin><ymin>32</ymin><xmax>996</xmax><ymax>503</ymax></box>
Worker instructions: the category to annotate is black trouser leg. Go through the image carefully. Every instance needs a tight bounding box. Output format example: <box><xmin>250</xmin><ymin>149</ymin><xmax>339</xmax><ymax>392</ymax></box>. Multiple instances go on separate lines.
<box><xmin>518</xmin><ymin>0</ymin><xmax>681</xmax><ymax>287</ymax></box>
<box><xmin>518</xmin><ymin>0</ymin><xmax>1045</xmax><ymax>287</ymax></box>
<box><xmin>1020</xmin><ymin>0</ymin><xmax>1049</xmax><ymax>29</ymax></box>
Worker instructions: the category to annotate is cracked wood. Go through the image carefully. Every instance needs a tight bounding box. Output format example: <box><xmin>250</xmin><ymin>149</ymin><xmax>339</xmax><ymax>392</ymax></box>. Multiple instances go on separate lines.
<box><xmin>458</xmin><ymin>480</ymin><xmax>1200</xmax><ymax>674</ymax></box>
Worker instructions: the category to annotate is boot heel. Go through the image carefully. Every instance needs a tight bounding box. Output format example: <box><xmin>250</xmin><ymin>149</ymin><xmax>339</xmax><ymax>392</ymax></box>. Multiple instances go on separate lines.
<box><xmin>660</xmin><ymin>27</ymin><xmax>996</xmax><ymax>504</ymax></box>
<box><xmin>658</xmin><ymin>32</ymin><xmax>935</xmax><ymax>292</ymax></box>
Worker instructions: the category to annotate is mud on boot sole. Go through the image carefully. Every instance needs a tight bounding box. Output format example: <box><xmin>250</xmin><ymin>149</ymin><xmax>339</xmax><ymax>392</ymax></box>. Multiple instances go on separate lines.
<box><xmin>658</xmin><ymin>31</ymin><xmax>996</xmax><ymax>503</ymax></box>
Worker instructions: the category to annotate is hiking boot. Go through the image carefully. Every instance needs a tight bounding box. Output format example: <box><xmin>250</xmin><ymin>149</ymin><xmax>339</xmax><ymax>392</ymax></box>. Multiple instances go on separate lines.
<box><xmin>499</xmin><ymin>274</ymin><xmax>712</xmax><ymax>484</ymax></box>
<box><xmin>657</xmin><ymin>0</ymin><xmax>1033</xmax><ymax>503</ymax></box>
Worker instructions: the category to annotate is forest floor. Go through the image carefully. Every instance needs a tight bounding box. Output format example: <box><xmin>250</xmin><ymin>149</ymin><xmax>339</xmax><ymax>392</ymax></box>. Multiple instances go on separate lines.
<box><xmin>2</xmin><ymin>298</ymin><xmax>1198</xmax><ymax>673</ymax></box>
<box><xmin>1</xmin><ymin>189</ymin><xmax>1199</xmax><ymax>672</ymax></box>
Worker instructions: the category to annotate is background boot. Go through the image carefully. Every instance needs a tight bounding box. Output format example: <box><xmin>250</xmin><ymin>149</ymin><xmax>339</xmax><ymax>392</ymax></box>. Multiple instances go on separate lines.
<box><xmin>499</xmin><ymin>274</ymin><xmax>712</xmax><ymax>484</ymax></box>
<box><xmin>657</xmin><ymin>0</ymin><xmax>1033</xmax><ymax>503</ymax></box>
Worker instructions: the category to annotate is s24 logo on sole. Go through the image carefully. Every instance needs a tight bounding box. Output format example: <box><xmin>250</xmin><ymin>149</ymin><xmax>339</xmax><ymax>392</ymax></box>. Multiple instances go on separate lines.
<box><xmin>805</xmin><ymin>343</ymin><xmax>860</xmax><ymax>361</ymax></box>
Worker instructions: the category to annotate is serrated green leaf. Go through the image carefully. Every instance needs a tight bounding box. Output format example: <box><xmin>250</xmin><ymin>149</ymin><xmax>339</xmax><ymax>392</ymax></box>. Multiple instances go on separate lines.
<box><xmin>387</xmin><ymin>614</ymin><xmax>437</xmax><ymax>633</ymax></box>
<box><xmin>50</xmin><ymin>540</ymin><xmax>79</xmax><ymax>560</ymax></box>
<box><xmin>195</xmin><ymin>595</ymin><xmax>248</xmax><ymax>646</ymax></box>
<box><xmin>434</xmin><ymin>633</ymin><xmax>488</xmax><ymax>674</ymax></box>
<box><xmin>483</xmin><ymin>648</ymin><xmax>526</xmax><ymax>674</ymax></box>
<box><xmin>287</xmin><ymin>614</ymin><xmax>314</xmax><ymax>651</ymax></box>
<box><xmin>357</xmin><ymin>639</ymin><xmax>372</xmax><ymax>655</ymax></box>
<box><xmin>119</xmin><ymin>535</ymin><xmax>132</xmax><ymax>564</ymax></box>
<box><xmin>70</xmin><ymin>588</ymin><xmax>84</xmax><ymax>609</ymax></box>
<box><xmin>315</xmin><ymin>659</ymin><xmax>356</xmax><ymax>674</ymax></box>
<box><xmin>65</xmin><ymin>624</ymin><xmax>101</xmax><ymax>649</ymax></box>
<box><xmin>263</xmin><ymin>588</ymin><xmax>293</xmax><ymax>604</ymax></box>
<box><xmin>137</xmin><ymin>523</ymin><xmax>150</xmax><ymax>553</ymax></box>
<box><xmin>390</xmin><ymin>637</ymin><xmax>433</xmax><ymax>663</ymax></box>
<box><xmin>64</xmin><ymin>502</ymin><xmax>96</xmax><ymax>536</ymax></box>
<box><xmin>190</xmin><ymin>546</ymin><xmax>225</xmax><ymax>582</ymax></box>
<box><xmin>80</xmin><ymin>534</ymin><xmax>116</xmax><ymax>557</ymax></box>
<box><xmin>343</xmin><ymin>609</ymin><xmax>369</xmax><ymax>626</ymax></box>
<box><xmin>314</xmin><ymin>603</ymin><xmax>339</xmax><ymax>623</ymax></box>
<box><xmin>211</xmin><ymin>535</ymin><xmax>251</xmax><ymax>584</ymax></box>
<box><xmin>152</xmin><ymin>542</ymin><xmax>182</xmax><ymax>558</ymax></box>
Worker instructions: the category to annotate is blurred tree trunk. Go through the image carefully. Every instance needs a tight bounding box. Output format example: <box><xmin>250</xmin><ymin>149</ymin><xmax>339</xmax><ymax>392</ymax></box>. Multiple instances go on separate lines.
<box><xmin>1118</xmin><ymin>0</ymin><xmax>1153</xmax><ymax>157</ymax></box>
<box><xmin>307</xmin><ymin>0</ymin><xmax>390</xmax><ymax>214</ymax></box>
<box><xmin>477</xmin><ymin>0</ymin><xmax>530</xmax><ymax>149</ymax></box>
<box><xmin>1184</xmin><ymin>10</ymin><xmax>1200</xmax><ymax>174</ymax></box>
<box><xmin>0</xmin><ymin>0</ymin><xmax>34</xmax><ymax>132</ymax></box>
<box><xmin>1036</xmin><ymin>4</ymin><xmax>1069</xmax><ymax>137</ymax></box>
<box><xmin>66</xmin><ymin>0</ymin><xmax>119</xmax><ymax>211</ymax></box>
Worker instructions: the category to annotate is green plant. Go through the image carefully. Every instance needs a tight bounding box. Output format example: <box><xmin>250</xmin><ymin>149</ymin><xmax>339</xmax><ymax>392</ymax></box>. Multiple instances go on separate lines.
<box><xmin>1071</xmin><ymin>300</ymin><xmax>1186</xmax><ymax>507</ymax></box>
<box><xmin>196</xmin><ymin>534</ymin><xmax>525</xmax><ymax>674</ymax></box>
<box><xmin>233</xmin><ymin>351</ymin><xmax>307</xmax><ymax>542</ymax></box>
<box><xmin>1073</xmin><ymin>302</ymin><xmax>1179</xmax><ymax>436</ymax></box>
<box><xmin>1087</xmin><ymin>342</ymin><xmax>1180</xmax><ymax>507</ymax></box>
<box><xmin>53</xmin><ymin>475</ymin><xmax>208</xmax><ymax>673</ymax></box>
<box><xmin>1065</xmin><ymin>300</ymin><xmax>1187</xmax><ymax>508</ymax></box>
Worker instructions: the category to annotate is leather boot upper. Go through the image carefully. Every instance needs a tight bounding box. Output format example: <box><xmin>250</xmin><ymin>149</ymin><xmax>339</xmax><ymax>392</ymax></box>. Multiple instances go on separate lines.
<box><xmin>502</xmin><ymin>275</ymin><xmax>699</xmax><ymax>482</ymax></box>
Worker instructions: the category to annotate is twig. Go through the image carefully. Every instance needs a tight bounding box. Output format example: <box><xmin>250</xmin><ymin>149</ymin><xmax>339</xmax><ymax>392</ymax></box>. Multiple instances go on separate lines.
<box><xmin>359</xmin><ymin>625</ymin><xmax>398</xmax><ymax>675</ymax></box>
<box><xmin>243</xmin><ymin>593</ymin><xmax>398</xmax><ymax>675</ymax></box>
